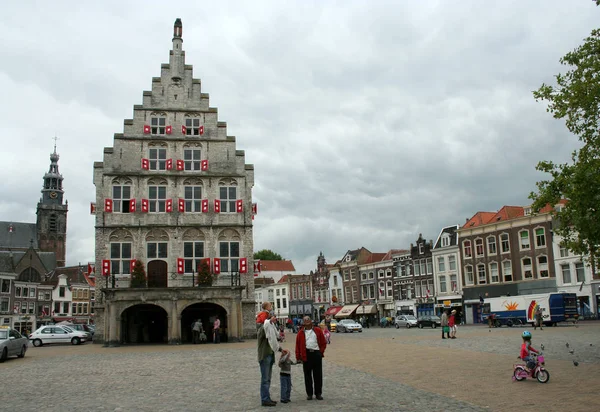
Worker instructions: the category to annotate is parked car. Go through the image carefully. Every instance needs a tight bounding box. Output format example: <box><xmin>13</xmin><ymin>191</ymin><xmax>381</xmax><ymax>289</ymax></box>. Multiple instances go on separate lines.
<box><xmin>60</xmin><ymin>323</ymin><xmax>93</xmax><ymax>339</ymax></box>
<box><xmin>336</xmin><ymin>319</ymin><xmax>363</xmax><ymax>333</ymax></box>
<box><xmin>0</xmin><ymin>326</ymin><xmax>28</xmax><ymax>362</ymax></box>
<box><xmin>29</xmin><ymin>325</ymin><xmax>89</xmax><ymax>347</ymax></box>
<box><xmin>395</xmin><ymin>315</ymin><xmax>418</xmax><ymax>328</ymax></box>
<box><xmin>417</xmin><ymin>315</ymin><xmax>441</xmax><ymax>329</ymax></box>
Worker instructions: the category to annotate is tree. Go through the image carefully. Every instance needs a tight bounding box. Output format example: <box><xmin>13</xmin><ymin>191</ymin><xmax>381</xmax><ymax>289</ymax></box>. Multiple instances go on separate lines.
<box><xmin>196</xmin><ymin>259</ymin><xmax>215</xmax><ymax>286</ymax></box>
<box><xmin>253</xmin><ymin>249</ymin><xmax>283</xmax><ymax>260</ymax></box>
<box><xmin>530</xmin><ymin>17</ymin><xmax>600</xmax><ymax>278</ymax></box>
<box><xmin>130</xmin><ymin>260</ymin><xmax>147</xmax><ymax>288</ymax></box>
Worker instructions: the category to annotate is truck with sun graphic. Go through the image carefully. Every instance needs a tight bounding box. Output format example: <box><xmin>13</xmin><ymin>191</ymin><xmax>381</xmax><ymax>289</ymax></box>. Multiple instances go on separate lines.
<box><xmin>482</xmin><ymin>292</ymin><xmax>578</xmax><ymax>327</ymax></box>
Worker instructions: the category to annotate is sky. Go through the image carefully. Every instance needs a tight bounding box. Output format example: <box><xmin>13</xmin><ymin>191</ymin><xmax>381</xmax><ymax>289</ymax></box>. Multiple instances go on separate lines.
<box><xmin>0</xmin><ymin>1</ymin><xmax>597</xmax><ymax>275</ymax></box>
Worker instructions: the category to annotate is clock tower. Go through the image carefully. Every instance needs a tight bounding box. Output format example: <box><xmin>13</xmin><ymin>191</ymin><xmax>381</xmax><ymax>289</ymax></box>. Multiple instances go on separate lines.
<box><xmin>36</xmin><ymin>143</ymin><xmax>68</xmax><ymax>267</ymax></box>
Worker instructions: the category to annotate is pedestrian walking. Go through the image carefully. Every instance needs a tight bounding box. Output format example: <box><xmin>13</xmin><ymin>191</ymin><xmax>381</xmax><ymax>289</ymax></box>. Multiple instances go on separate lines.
<box><xmin>534</xmin><ymin>306</ymin><xmax>543</xmax><ymax>330</ymax></box>
<box><xmin>278</xmin><ymin>349</ymin><xmax>298</xmax><ymax>404</ymax></box>
<box><xmin>192</xmin><ymin>319</ymin><xmax>201</xmax><ymax>344</ymax></box>
<box><xmin>295</xmin><ymin>316</ymin><xmax>327</xmax><ymax>401</ymax></box>
<box><xmin>258</xmin><ymin>315</ymin><xmax>283</xmax><ymax>407</ymax></box>
<box><xmin>440</xmin><ymin>310</ymin><xmax>450</xmax><ymax>339</ymax></box>
<box><xmin>213</xmin><ymin>316</ymin><xmax>221</xmax><ymax>344</ymax></box>
<box><xmin>449</xmin><ymin>310</ymin><xmax>457</xmax><ymax>339</ymax></box>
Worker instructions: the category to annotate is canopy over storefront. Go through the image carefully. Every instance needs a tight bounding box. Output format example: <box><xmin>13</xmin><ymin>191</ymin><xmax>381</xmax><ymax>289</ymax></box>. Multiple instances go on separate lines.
<box><xmin>325</xmin><ymin>306</ymin><xmax>343</xmax><ymax>316</ymax></box>
<box><xmin>335</xmin><ymin>304</ymin><xmax>360</xmax><ymax>319</ymax></box>
<box><xmin>356</xmin><ymin>305</ymin><xmax>378</xmax><ymax>315</ymax></box>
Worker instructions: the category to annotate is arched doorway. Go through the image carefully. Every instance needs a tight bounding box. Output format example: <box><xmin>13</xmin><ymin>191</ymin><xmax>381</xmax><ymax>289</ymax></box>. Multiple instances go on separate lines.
<box><xmin>147</xmin><ymin>260</ymin><xmax>168</xmax><ymax>288</ymax></box>
<box><xmin>181</xmin><ymin>303</ymin><xmax>227</xmax><ymax>344</ymax></box>
<box><xmin>121</xmin><ymin>304</ymin><xmax>168</xmax><ymax>344</ymax></box>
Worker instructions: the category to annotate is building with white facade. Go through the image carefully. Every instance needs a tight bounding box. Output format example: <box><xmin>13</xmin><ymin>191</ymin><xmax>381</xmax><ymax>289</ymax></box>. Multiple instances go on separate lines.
<box><xmin>432</xmin><ymin>225</ymin><xmax>463</xmax><ymax>316</ymax></box>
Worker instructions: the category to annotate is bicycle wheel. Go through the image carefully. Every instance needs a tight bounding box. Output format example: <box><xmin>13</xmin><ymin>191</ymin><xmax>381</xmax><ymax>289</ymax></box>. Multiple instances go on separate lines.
<box><xmin>513</xmin><ymin>367</ymin><xmax>526</xmax><ymax>381</ymax></box>
<box><xmin>536</xmin><ymin>369</ymin><xmax>550</xmax><ymax>383</ymax></box>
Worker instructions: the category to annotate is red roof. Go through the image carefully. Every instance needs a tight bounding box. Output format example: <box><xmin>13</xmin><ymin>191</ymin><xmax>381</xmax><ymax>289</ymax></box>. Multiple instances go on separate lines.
<box><xmin>538</xmin><ymin>199</ymin><xmax>568</xmax><ymax>213</ymax></box>
<box><xmin>462</xmin><ymin>212</ymin><xmax>496</xmax><ymax>228</ymax></box>
<box><xmin>278</xmin><ymin>275</ymin><xmax>290</xmax><ymax>284</ymax></box>
<box><xmin>364</xmin><ymin>253</ymin><xmax>387</xmax><ymax>264</ymax></box>
<box><xmin>487</xmin><ymin>206</ymin><xmax>525</xmax><ymax>224</ymax></box>
<box><xmin>259</xmin><ymin>260</ymin><xmax>296</xmax><ymax>272</ymax></box>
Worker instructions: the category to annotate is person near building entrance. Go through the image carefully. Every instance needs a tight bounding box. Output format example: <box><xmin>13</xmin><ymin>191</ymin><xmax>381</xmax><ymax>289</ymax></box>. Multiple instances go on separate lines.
<box><xmin>258</xmin><ymin>315</ymin><xmax>283</xmax><ymax>407</ymax></box>
<box><xmin>295</xmin><ymin>316</ymin><xmax>327</xmax><ymax>401</ymax></box>
<box><xmin>213</xmin><ymin>316</ymin><xmax>221</xmax><ymax>344</ymax></box>
<box><xmin>441</xmin><ymin>310</ymin><xmax>450</xmax><ymax>339</ymax></box>
<box><xmin>192</xmin><ymin>319</ymin><xmax>201</xmax><ymax>344</ymax></box>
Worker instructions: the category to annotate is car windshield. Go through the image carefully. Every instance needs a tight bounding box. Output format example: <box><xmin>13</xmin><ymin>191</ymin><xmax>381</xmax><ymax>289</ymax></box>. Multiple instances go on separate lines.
<box><xmin>405</xmin><ymin>316</ymin><xmax>417</xmax><ymax>320</ymax></box>
<box><xmin>0</xmin><ymin>330</ymin><xmax>8</xmax><ymax>339</ymax></box>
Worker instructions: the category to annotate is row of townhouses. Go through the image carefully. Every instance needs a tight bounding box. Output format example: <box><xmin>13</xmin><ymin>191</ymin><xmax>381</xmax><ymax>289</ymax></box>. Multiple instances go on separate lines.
<box><xmin>255</xmin><ymin>202</ymin><xmax>600</xmax><ymax>324</ymax></box>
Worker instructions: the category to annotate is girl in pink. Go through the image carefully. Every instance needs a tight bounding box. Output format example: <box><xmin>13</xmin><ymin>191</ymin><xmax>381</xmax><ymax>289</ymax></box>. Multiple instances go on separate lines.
<box><xmin>320</xmin><ymin>323</ymin><xmax>331</xmax><ymax>344</ymax></box>
<box><xmin>449</xmin><ymin>310</ymin><xmax>457</xmax><ymax>339</ymax></box>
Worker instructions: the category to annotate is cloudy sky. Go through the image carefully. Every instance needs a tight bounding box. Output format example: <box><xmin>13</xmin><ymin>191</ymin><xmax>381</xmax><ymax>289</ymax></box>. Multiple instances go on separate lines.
<box><xmin>0</xmin><ymin>1</ymin><xmax>597</xmax><ymax>274</ymax></box>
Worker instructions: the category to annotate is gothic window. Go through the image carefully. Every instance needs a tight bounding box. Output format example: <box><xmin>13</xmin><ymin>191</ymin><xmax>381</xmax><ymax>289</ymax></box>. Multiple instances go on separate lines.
<box><xmin>184</xmin><ymin>149</ymin><xmax>201</xmax><ymax>171</ymax></box>
<box><xmin>184</xmin><ymin>241</ymin><xmax>204</xmax><ymax>273</ymax></box>
<box><xmin>182</xmin><ymin>185</ymin><xmax>201</xmax><ymax>212</ymax></box>
<box><xmin>151</xmin><ymin>116</ymin><xmax>166</xmax><ymax>135</ymax></box>
<box><xmin>149</xmin><ymin>148</ymin><xmax>167</xmax><ymax>170</ymax></box>
<box><xmin>147</xmin><ymin>242</ymin><xmax>168</xmax><ymax>259</ymax></box>
<box><xmin>110</xmin><ymin>242</ymin><xmax>132</xmax><ymax>275</ymax></box>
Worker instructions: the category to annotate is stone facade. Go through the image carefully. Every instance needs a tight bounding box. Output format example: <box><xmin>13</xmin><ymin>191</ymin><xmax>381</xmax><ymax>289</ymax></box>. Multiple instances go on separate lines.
<box><xmin>93</xmin><ymin>19</ymin><xmax>256</xmax><ymax>345</ymax></box>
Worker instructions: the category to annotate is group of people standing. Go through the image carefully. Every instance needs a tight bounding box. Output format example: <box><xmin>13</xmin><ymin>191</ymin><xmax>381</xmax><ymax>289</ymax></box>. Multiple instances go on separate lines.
<box><xmin>440</xmin><ymin>309</ymin><xmax>458</xmax><ymax>339</ymax></box>
<box><xmin>190</xmin><ymin>316</ymin><xmax>221</xmax><ymax>344</ymax></box>
<box><xmin>257</xmin><ymin>302</ymin><xmax>327</xmax><ymax>407</ymax></box>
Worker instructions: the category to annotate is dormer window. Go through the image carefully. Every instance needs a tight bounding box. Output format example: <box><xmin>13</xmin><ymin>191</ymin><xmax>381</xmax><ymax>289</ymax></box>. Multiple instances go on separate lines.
<box><xmin>419</xmin><ymin>243</ymin><xmax>424</xmax><ymax>254</ymax></box>
<box><xmin>524</xmin><ymin>207</ymin><xmax>532</xmax><ymax>216</ymax></box>
<box><xmin>441</xmin><ymin>234</ymin><xmax>450</xmax><ymax>248</ymax></box>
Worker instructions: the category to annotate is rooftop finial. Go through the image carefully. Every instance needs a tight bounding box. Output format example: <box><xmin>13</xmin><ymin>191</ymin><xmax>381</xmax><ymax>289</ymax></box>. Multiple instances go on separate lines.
<box><xmin>174</xmin><ymin>18</ymin><xmax>182</xmax><ymax>39</ymax></box>
<box><xmin>52</xmin><ymin>135</ymin><xmax>59</xmax><ymax>154</ymax></box>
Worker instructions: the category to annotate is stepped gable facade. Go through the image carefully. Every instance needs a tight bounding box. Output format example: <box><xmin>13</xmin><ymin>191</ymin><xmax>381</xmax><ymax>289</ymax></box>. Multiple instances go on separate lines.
<box><xmin>93</xmin><ymin>19</ymin><xmax>256</xmax><ymax>345</ymax></box>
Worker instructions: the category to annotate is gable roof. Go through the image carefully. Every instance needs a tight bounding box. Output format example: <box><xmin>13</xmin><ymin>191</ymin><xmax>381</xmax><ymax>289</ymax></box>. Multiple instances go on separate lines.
<box><xmin>382</xmin><ymin>249</ymin><xmax>408</xmax><ymax>261</ymax></box>
<box><xmin>488</xmin><ymin>206</ymin><xmax>525</xmax><ymax>223</ymax></box>
<box><xmin>364</xmin><ymin>253</ymin><xmax>387</xmax><ymax>264</ymax></box>
<box><xmin>537</xmin><ymin>199</ymin><xmax>568</xmax><ymax>214</ymax></box>
<box><xmin>0</xmin><ymin>222</ymin><xmax>38</xmax><ymax>249</ymax></box>
<box><xmin>259</xmin><ymin>260</ymin><xmax>296</xmax><ymax>272</ymax></box>
<box><xmin>462</xmin><ymin>212</ymin><xmax>497</xmax><ymax>229</ymax></box>
<box><xmin>278</xmin><ymin>274</ymin><xmax>290</xmax><ymax>283</ymax></box>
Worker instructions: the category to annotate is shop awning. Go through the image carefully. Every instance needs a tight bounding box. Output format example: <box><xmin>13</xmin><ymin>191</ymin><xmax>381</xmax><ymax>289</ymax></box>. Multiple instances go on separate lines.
<box><xmin>325</xmin><ymin>306</ymin><xmax>343</xmax><ymax>316</ymax></box>
<box><xmin>356</xmin><ymin>305</ymin><xmax>378</xmax><ymax>315</ymax></box>
<box><xmin>335</xmin><ymin>304</ymin><xmax>360</xmax><ymax>319</ymax></box>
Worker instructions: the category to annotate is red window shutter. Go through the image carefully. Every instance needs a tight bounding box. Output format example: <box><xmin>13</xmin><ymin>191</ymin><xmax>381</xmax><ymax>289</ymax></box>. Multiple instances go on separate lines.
<box><xmin>240</xmin><ymin>258</ymin><xmax>247</xmax><ymax>273</ymax></box>
<box><xmin>254</xmin><ymin>260</ymin><xmax>261</xmax><ymax>273</ymax></box>
<box><xmin>166</xmin><ymin>125</ymin><xmax>172</xmax><ymax>135</ymax></box>
<box><xmin>104</xmin><ymin>199</ymin><xmax>113</xmax><ymax>213</ymax></box>
<box><xmin>202</xmin><ymin>199</ymin><xmax>208</xmax><ymax>213</ymax></box>
<box><xmin>166</xmin><ymin>159</ymin><xmax>173</xmax><ymax>170</ymax></box>
<box><xmin>214</xmin><ymin>199</ymin><xmax>220</xmax><ymax>213</ymax></box>
<box><xmin>166</xmin><ymin>199</ymin><xmax>173</xmax><ymax>212</ymax></box>
<box><xmin>176</xmin><ymin>159</ymin><xmax>184</xmax><ymax>171</ymax></box>
<box><xmin>181</xmin><ymin>125</ymin><xmax>187</xmax><ymax>135</ymax></box>
<box><xmin>129</xmin><ymin>199</ymin><xmax>136</xmax><ymax>213</ymax></box>
<box><xmin>143</xmin><ymin>125</ymin><xmax>151</xmax><ymax>134</ymax></box>
<box><xmin>177</xmin><ymin>258</ymin><xmax>184</xmax><ymax>274</ymax></box>
<box><xmin>178</xmin><ymin>198</ymin><xmax>185</xmax><ymax>212</ymax></box>
<box><xmin>102</xmin><ymin>260</ymin><xmax>110</xmax><ymax>276</ymax></box>
<box><xmin>142</xmin><ymin>199</ymin><xmax>149</xmax><ymax>213</ymax></box>
<box><xmin>236</xmin><ymin>199</ymin><xmax>243</xmax><ymax>213</ymax></box>
<box><xmin>213</xmin><ymin>258</ymin><xmax>221</xmax><ymax>274</ymax></box>
<box><xmin>201</xmin><ymin>160</ymin><xmax>208</xmax><ymax>171</ymax></box>
<box><xmin>252</xmin><ymin>203</ymin><xmax>257</xmax><ymax>215</ymax></box>
<box><xmin>130</xmin><ymin>259</ymin><xmax>137</xmax><ymax>273</ymax></box>
<box><xmin>141</xmin><ymin>158</ymin><xmax>149</xmax><ymax>170</ymax></box>
<box><xmin>199</xmin><ymin>126</ymin><xmax>204</xmax><ymax>135</ymax></box>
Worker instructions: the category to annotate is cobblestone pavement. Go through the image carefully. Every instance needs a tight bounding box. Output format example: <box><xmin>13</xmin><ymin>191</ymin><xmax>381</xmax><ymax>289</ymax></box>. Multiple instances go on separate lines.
<box><xmin>1</xmin><ymin>322</ymin><xmax>598</xmax><ymax>412</ymax></box>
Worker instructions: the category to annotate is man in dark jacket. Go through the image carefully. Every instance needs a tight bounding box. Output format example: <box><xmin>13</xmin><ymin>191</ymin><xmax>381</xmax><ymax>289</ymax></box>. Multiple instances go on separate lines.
<box><xmin>295</xmin><ymin>316</ymin><xmax>327</xmax><ymax>401</ymax></box>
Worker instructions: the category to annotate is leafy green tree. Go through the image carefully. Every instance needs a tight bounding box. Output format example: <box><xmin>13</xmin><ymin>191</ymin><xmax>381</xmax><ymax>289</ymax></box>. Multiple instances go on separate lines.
<box><xmin>130</xmin><ymin>260</ymin><xmax>147</xmax><ymax>288</ymax></box>
<box><xmin>530</xmin><ymin>17</ymin><xmax>600</xmax><ymax>277</ymax></box>
<box><xmin>253</xmin><ymin>249</ymin><xmax>283</xmax><ymax>260</ymax></box>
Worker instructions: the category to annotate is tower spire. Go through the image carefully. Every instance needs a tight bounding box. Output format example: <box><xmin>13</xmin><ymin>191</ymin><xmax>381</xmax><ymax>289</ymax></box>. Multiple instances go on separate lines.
<box><xmin>170</xmin><ymin>18</ymin><xmax>184</xmax><ymax>82</ymax></box>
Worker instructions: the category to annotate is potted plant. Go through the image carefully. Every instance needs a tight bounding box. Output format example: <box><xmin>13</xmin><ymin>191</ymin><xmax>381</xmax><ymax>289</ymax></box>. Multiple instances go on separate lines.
<box><xmin>196</xmin><ymin>259</ymin><xmax>216</xmax><ymax>286</ymax></box>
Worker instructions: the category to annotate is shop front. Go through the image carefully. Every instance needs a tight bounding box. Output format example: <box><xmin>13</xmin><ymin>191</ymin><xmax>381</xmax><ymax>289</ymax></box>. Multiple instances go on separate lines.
<box><xmin>435</xmin><ymin>297</ymin><xmax>463</xmax><ymax>321</ymax></box>
<box><xmin>335</xmin><ymin>304</ymin><xmax>360</xmax><ymax>319</ymax></box>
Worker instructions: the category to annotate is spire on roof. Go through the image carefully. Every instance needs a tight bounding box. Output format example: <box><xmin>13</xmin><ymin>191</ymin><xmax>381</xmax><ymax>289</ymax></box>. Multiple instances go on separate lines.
<box><xmin>170</xmin><ymin>18</ymin><xmax>184</xmax><ymax>82</ymax></box>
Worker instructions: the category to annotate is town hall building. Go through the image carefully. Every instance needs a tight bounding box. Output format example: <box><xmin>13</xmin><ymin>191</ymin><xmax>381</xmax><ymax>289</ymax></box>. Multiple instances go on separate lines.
<box><xmin>93</xmin><ymin>19</ymin><xmax>257</xmax><ymax>345</ymax></box>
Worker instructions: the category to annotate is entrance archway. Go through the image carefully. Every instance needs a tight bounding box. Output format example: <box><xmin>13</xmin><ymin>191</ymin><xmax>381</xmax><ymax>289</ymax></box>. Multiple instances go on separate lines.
<box><xmin>121</xmin><ymin>304</ymin><xmax>168</xmax><ymax>344</ymax></box>
<box><xmin>147</xmin><ymin>260</ymin><xmax>168</xmax><ymax>288</ymax></box>
<box><xmin>181</xmin><ymin>303</ymin><xmax>227</xmax><ymax>344</ymax></box>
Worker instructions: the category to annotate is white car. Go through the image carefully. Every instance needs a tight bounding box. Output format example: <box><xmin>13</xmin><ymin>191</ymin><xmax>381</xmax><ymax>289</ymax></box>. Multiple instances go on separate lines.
<box><xmin>29</xmin><ymin>325</ymin><xmax>88</xmax><ymax>347</ymax></box>
<box><xmin>395</xmin><ymin>315</ymin><xmax>418</xmax><ymax>328</ymax></box>
<box><xmin>336</xmin><ymin>319</ymin><xmax>363</xmax><ymax>333</ymax></box>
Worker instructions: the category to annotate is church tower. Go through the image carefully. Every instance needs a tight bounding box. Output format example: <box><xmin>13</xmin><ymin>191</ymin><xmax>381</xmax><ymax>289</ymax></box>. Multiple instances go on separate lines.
<box><xmin>36</xmin><ymin>143</ymin><xmax>68</xmax><ymax>267</ymax></box>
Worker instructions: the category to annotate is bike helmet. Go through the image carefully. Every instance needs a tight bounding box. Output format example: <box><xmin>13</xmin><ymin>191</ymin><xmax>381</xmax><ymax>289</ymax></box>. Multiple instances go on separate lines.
<box><xmin>522</xmin><ymin>330</ymin><xmax>532</xmax><ymax>340</ymax></box>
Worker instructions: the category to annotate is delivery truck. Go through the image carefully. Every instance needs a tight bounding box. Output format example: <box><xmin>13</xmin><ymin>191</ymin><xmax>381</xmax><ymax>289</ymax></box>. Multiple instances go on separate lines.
<box><xmin>482</xmin><ymin>292</ymin><xmax>578</xmax><ymax>327</ymax></box>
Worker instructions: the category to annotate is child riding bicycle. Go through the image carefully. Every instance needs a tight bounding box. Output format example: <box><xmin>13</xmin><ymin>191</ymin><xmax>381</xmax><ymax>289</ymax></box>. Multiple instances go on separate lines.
<box><xmin>519</xmin><ymin>330</ymin><xmax>539</xmax><ymax>373</ymax></box>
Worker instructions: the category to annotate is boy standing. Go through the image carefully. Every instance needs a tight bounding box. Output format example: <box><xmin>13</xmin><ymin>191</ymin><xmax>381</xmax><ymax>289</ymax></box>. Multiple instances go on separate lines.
<box><xmin>278</xmin><ymin>349</ymin><xmax>296</xmax><ymax>404</ymax></box>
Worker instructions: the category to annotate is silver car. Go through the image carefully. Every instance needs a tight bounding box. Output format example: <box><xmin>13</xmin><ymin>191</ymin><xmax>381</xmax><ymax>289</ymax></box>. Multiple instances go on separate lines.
<box><xmin>395</xmin><ymin>315</ymin><xmax>418</xmax><ymax>329</ymax></box>
<box><xmin>336</xmin><ymin>319</ymin><xmax>363</xmax><ymax>333</ymax></box>
<box><xmin>0</xmin><ymin>326</ymin><xmax>28</xmax><ymax>362</ymax></box>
